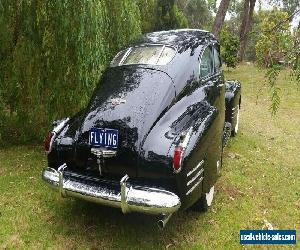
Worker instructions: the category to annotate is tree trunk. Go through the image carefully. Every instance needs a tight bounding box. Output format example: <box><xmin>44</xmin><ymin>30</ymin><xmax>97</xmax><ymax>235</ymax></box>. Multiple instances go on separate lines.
<box><xmin>238</xmin><ymin>0</ymin><xmax>250</xmax><ymax>58</ymax></box>
<box><xmin>212</xmin><ymin>0</ymin><xmax>231</xmax><ymax>39</ymax></box>
<box><xmin>238</xmin><ymin>0</ymin><xmax>256</xmax><ymax>61</ymax></box>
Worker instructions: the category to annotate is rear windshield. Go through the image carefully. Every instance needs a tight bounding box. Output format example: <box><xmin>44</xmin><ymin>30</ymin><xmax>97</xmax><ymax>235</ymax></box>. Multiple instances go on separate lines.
<box><xmin>110</xmin><ymin>45</ymin><xmax>176</xmax><ymax>67</ymax></box>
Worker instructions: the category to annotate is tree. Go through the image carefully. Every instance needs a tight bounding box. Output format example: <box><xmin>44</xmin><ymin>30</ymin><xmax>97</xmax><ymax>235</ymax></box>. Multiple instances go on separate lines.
<box><xmin>212</xmin><ymin>0</ymin><xmax>231</xmax><ymax>38</ymax></box>
<box><xmin>238</xmin><ymin>0</ymin><xmax>256</xmax><ymax>61</ymax></box>
<box><xmin>155</xmin><ymin>0</ymin><xmax>188</xmax><ymax>31</ymax></box>
<box><xmin>255</xmin><ymin>10</ymin><xmax>294</xmax><ymax>114</ymax></box>
<box><xmin>177</xmin><ymin>0</ymin><xmax>213</xmax><ymax>30</ymax></box>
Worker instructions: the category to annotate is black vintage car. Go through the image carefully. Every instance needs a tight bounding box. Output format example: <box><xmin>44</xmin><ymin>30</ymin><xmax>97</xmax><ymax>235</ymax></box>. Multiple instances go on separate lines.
<box><xmin>42</xmin><ymin>29</ymin><xmax>241</xmax><ymax>228</ymax></box>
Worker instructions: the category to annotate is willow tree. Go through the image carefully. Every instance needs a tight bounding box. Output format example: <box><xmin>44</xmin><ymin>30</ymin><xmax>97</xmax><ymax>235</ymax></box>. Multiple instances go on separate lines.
<box><xmin>0</xmin><ymin>0</ymin><xmax>142</xmax><ymax>143</ymax></box>
<box><xmin>255</xmin><ymin>10</ymin><xmax>297</xmax><ymax>114</ymax></box>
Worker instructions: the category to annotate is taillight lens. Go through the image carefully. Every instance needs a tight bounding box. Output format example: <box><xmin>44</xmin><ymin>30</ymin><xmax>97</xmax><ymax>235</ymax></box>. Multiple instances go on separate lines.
<box><xmin>173</xmin><ymin>146</ymin><xmax>183</xmax><ymax>172</ymax></box>
<box><xmin>44</xmin><ymin>132</ymin><xmax>54</xmax><ymax>152</ymax></box>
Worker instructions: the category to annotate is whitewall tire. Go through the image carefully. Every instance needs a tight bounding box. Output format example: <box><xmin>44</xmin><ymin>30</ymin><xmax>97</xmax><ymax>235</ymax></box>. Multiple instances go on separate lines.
<box><xmin>232</xmin><ymin>105</ymin><xmax>240</xmax><ymax>136</ymax></box>
<box><xmin>193</xmin><ymin>185</ymin><xmax>215</xmax><ymax>212</ymax></box>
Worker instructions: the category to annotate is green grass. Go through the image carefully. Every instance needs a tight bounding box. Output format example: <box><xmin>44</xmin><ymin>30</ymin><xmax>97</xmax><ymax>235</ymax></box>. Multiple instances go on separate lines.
<box><xmin>0</xmin><ymin>64</ymin><xmax>299</xmax><ymax>249</ymax></box>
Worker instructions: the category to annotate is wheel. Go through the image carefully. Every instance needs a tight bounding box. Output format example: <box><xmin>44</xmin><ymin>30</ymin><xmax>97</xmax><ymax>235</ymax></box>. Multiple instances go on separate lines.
<box><xmin>231</xmin><ymin>105</ymin><xmax>240</xmax><ymax>136</ymax></box>
<box><xmin>192</xmin><ymin>186</ymin><xmax>215</xmax><ymax>212</ymax></box>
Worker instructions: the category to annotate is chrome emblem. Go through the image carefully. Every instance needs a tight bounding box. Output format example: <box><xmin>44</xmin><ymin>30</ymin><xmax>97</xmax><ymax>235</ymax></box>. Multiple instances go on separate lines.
<box><xmin>109</xmin><ymin>98</ymin><xmax>126</xmax><ymax>106</ymax></box>
<box><xmin>91</xmin><ymin>148</ymin><xmax>117</xmax><ymax>176</ymax></box>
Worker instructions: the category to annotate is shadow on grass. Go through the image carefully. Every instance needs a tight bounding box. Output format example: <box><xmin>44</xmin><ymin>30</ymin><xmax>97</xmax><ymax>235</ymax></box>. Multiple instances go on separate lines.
<box><xmin>48</xmin><ymin>197</ymin><xmax>207</xmax><ymax>247</ymax></box>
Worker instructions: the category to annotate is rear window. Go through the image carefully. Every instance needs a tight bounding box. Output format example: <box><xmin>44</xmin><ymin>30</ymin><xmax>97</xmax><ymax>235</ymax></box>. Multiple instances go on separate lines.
<box><xmin>110</xmin><ymin>45</ymin><xmax>176</xmax><ymax>67</ymax></box>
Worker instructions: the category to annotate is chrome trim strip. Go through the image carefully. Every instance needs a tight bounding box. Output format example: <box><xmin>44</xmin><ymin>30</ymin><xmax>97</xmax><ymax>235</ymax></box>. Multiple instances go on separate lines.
<box><xmin>232</xmin><ymin>105</ymin><xmax>239</xmax><ymax>112</ymax></box>
<box><xmin>42</xmin><ymin>167</ymin><xmax>181</xmax><ymax>215</ymax></box>
<box><xmin>53</xmin><ymin>118</ymin><xmax>69</xmax><ymax>134</ymax></box>
<box><xmin>156</xmin><ymin>45</ymin><xmax>166</xmax><ymax>64</ymax></box>
<box><xmin>182</xmin><ymin>127</ymin><xmax>193</xmax><ymax>149</ymax></box>
<box><xmin>187</xmin><ymin>160</ymin><xmax>204</xmax><ymax>177</ymax></box>
<box><xmin>187</xmin><ymin>168</ymin><xmax>204</xmax><ymax>186</ymax></box>
<box><xmin>186</xmin><ymin>177</ymin><xmax>204</xmax><ymax>196</ymax></box>
<box><xmin>119</xmin><ymin>47</ymin><xmax>132</xmax><ymax>66</ymax></box>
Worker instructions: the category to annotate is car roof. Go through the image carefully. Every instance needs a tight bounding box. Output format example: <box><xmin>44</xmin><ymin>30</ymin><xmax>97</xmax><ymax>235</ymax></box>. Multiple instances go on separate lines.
<box><xmin>137</xmin><ymin>29</ymin><xmax>218</xmax><ymax>52</ymax></box>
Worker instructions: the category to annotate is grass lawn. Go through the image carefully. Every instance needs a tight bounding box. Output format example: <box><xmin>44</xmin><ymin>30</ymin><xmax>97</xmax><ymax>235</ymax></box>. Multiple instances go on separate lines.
<box><xmin>0</xmin><ymin>64</ymin><xmax>299</xmax><ymax>249</ymax></box>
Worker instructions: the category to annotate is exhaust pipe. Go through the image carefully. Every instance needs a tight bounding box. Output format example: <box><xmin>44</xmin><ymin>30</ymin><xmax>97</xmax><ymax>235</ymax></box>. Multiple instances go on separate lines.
<box><xmin>157</xmin><ymin>213</ymin><xmax>173</xmax><ymax>229</ymax></box>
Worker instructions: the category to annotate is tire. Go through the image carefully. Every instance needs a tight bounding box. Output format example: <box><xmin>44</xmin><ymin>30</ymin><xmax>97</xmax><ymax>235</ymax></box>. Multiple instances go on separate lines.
<box><xmin>231</xmin><ymin>105</ymin><xmax>240</xmax><ymax>137</ymax></box>
<box><xmin>192</xmin><ymin>186</ymin><xmax>215</xmax><ymax>212</ymax></box>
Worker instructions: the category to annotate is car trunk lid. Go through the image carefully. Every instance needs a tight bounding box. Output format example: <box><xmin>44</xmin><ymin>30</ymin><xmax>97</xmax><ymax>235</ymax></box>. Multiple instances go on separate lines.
<box><xmin>73</xmin><ymin>66</ymin><xmax>175</xmax><ymax>177</ymax></box>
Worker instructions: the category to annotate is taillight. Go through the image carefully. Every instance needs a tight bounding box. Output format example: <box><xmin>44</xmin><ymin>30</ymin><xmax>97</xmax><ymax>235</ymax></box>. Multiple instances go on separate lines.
<box><xmin>173</xmin><ymin>146</ymin><xmax>183</xmax><ymax>173</ymax></box>
<box><xmin>44</xmin><ymin>132</ymin><xmax>55</xmax><ymax>153</ymax></box>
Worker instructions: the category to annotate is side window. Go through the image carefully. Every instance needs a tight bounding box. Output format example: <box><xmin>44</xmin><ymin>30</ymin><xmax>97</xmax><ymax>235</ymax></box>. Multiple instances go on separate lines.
<box><xmin>200</xmin><ymin>47</ymin><xmax>213</xmax><ymax>78</ymax></box>
<box><xmin>213</xmin><ymin>47</ymin><xmax>221</xmax><ymax>72</ymax></box>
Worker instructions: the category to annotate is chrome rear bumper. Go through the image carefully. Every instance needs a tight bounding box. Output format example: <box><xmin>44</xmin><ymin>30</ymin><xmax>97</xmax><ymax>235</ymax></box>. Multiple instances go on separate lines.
<box><xmin>42</xmin><ymin>165</ymin><xmax>181</xmax><ymax>215</ymax></box>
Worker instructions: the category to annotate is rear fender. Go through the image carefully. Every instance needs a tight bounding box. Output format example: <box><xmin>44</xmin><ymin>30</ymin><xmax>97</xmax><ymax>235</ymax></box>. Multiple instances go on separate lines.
<box><xmin>139</xmin><ymin>86</ymin><xmax>209</xmax><ymax>177</ymax></box>
<box><xmin>169</xmin><ymin>105</ymin><xmax>221</xmax><ymax>209</ymax></box>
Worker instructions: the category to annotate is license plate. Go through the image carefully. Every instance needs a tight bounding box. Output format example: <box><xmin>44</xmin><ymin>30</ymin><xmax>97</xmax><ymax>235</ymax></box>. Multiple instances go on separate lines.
<box><xmin>89</xmin><ymin>128</ymin><xmax>118</xmax><ymax>149</ymax></box>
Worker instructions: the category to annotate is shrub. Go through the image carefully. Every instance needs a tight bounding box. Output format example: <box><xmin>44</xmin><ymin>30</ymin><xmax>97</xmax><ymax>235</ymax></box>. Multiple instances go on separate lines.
<box><xmin>220</xmin><ymin>28</ymin><xmax>240</xmax><ymax>69</ymax></box>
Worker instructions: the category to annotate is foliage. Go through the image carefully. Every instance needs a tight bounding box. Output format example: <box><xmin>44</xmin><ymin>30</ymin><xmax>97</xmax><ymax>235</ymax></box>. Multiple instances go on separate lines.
<box><xmin>255</xmin><ymin>9</ymin><xmax>296</xmax><ymax>114</ymax></box>
<box><xmin>177</xmin><ymin>0</ymin><xmax>213</xmax><ymax>30</ymax></box>
<box><xmin>255</xmin><ymin>10</ymin><xmax>292</xmax><ymax>67</ymax></box>
<box><xmin>268</xmin><ymin>0</ymin><xmax>300</xmax><ymax>16</ymax></box>
<box><xmin>207</xmin><ymin>0</ymin><xmax>218</xmax><ymax>12</ymax></box>
<box><xmin>0</xmin><ymin>0</ymin><xmax>142</xmax><ymax>145</ymax></box>
<box><xmin>0</xmin><ymin>0</ymin><xmax>190</xmax><ymax>145</ymax></box>
<box><xmin>2</xmin><ymin>0</ymin><xmax>299</xmax><ymax>145</ymax></box>
<box><xmin>155</xmin><ymin>0</ymin><xmax>188</xmax><ymax>31</ymax></box>
<box><xmin>219</xmin><ymin>28</ymin><xmax>240</xmax><ymax>69</ymax></box>
<box><xmin>137</xmin><ymin>0</ymin><xmax>158</xmax><ymax>33</ymax></box>
<box><xmin>138</xmin><ymin>0</ymin><xmax>188</xmax><ymax>33</ymax></box>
